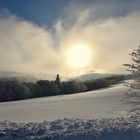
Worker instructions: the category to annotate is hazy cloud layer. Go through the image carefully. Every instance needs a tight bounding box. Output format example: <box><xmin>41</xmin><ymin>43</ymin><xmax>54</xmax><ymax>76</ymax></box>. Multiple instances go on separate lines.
<box><xmin>0</xmin><ymin>3</ymin><xmax>140</xmax><ymax>78</ymax></box>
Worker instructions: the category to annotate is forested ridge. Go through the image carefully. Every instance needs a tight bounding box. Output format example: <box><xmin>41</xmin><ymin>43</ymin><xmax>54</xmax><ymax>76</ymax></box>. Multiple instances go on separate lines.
<box><xmin>0</xmin><ymin>75</ymin><xmax>126</xmax><ymax>102</ymax></box>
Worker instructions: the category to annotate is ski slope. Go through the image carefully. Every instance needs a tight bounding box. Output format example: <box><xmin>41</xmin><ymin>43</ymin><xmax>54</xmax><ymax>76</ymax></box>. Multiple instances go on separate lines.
<box><xmin>0</xmin><ymin>82</ymin><xmax>131</xmax><ymax>122</ymax></box>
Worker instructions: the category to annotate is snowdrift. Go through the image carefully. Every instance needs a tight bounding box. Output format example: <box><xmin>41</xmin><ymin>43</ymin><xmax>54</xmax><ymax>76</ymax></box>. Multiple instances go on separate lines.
<box><xmin>0</xmin><ymin>116</ymin><xmax>139</xmax><ymax>140</ymax></box>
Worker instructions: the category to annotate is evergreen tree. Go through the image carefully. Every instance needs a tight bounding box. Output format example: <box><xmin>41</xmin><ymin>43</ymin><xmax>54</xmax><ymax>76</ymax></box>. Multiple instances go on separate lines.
<box><xmin>55</xmin><ymin>74</ymin><xmax>61</xmax><ymax>87</ymax></box>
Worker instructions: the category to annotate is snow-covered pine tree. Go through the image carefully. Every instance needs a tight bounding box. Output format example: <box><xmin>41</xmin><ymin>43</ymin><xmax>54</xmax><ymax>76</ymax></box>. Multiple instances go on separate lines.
<box><xmin>123</xmin><ymin>46</ymin><xmax>140</xmax><ymax>91</ymax></box>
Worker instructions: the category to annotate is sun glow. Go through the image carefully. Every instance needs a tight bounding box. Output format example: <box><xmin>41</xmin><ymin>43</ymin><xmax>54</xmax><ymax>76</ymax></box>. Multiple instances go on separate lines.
<box><xmin>66</xmin><ymin>43</ymin><xmax>92</xmax><ymax>69</ymax></box>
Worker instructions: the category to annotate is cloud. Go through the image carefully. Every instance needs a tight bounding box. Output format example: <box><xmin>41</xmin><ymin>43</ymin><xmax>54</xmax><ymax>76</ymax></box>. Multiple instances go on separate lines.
<box><xmin>0</xmin><ymin>4</ymin><xmax>140</xmax><ymax>79</ymax></box>
<box><xmin>0</xmin><ymin>11</ymin><xmax>58</xmax><ymax>76</ymax></box>
<box><xmin>54</xmin><ymin>7</ymin><xmax>140</xmax><ymax>74</ymax></box>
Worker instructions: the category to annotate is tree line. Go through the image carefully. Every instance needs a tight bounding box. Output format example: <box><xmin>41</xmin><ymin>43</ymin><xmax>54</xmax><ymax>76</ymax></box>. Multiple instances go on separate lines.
<box><xmin>0</xmin><ymin>75</ymin><xmax>126</xmax><ymax>102</ymax></box>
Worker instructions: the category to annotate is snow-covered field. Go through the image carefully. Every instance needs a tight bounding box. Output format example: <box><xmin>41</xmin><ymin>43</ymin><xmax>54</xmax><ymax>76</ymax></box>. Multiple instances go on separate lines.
<box><xmin>0</xmin><ymin>82</ymin><xmax>139</xmax><ymax>140</ymax></box>
<box><xmin>0</xmin><ymin>83</ymin><xmax>131</xmax><ymax>122</ymax></box>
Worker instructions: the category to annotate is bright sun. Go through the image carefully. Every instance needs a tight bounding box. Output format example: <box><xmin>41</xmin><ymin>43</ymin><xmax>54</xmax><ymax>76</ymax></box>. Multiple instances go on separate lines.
<box><xmin>66</xmin><ymin>43</ymin><xmax>92</xmax><ymax>69</ymax></box>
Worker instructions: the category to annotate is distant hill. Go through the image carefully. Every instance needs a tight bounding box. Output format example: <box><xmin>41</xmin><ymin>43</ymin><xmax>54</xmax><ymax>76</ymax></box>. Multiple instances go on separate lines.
<box><xmin>0</xmin><ymin>71</ymin><xmax>129</xmax><ymax>83</ymax></box>
<box><xmin>71</xmin><ymin>73</ymin><xmax>125</xmax><ymax>82</ymax></box>
<box><xmin>0</xmin><ymin>71</ymin><xmax>37</xmax><ymax>83</ymax></box>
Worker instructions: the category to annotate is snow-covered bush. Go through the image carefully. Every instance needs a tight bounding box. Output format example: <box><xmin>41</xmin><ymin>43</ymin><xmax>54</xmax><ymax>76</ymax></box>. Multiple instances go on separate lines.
<box><xmin>123</xmin><ymin>46</ymin><xmax>140</xmax><ymax>117</ymax></box>
<box><xmin>0</xmin><ymin>117</ymin><xmax>139</xmax><ymax>140</ymax></box>
<box><xmin>123</xmin><ymin>46</ymin><xmax>140</xmax><ymax>91</ymax></box>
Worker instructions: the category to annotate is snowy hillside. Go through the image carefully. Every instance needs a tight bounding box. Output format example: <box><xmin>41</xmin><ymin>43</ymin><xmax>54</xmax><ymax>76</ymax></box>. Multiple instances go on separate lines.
<box><xmin>0</xmin><ymin>82</ymin><xmax>132</xmax><ymax>122</ymax></box>
<box><xmin>0</xmin><ymin>82</ymin><xmax>139</xmax><ymax>139</ymax></box>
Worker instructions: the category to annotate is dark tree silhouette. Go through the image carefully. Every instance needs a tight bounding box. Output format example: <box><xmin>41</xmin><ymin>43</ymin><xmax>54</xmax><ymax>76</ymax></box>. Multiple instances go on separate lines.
<box><xmin>56</xmin><ymin>74</ymin><xmax>61</xmax><ymax>82</ymax></box>
<box><xmin>55</xmin><ymin>74</ymin><xmax>61</xmax><ymax>88</ymax></box>
<box><xmin>0</xmin><ymin>80</ymin><xmax>31</xmax><ymax>101</ymax></box>
<box><xmin>36</xmin><ymin>80</ymin><xmax>61</xmax><ymax>96</ymax></box>
<box><xmin>61</xmin><ymin>81</ymin><xmax>87</xmax><ymax>94</ymax></box>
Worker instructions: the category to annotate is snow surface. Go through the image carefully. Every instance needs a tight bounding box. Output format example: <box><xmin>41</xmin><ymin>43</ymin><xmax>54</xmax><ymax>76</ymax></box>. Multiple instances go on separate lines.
<box><xmin>0</xmin><ymin>117</ymin><xmax>139</xmax><ymax>140</ymax></box>
<box><xmin>0</xmin><ymin>83</ymin><xmax>132</xmax><ymax>122</ymax></box>
<box><xmin>0</xmin><ymin>82</ymin><xmax>139</xmax><ymax>139</ymax></box>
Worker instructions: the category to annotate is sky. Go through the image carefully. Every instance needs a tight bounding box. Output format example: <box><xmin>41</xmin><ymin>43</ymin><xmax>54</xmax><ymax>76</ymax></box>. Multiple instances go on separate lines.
<box><xmin>0</xmin><ymin>0</ymin><xmax>140</xmax><ymax>79</ymax></box>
